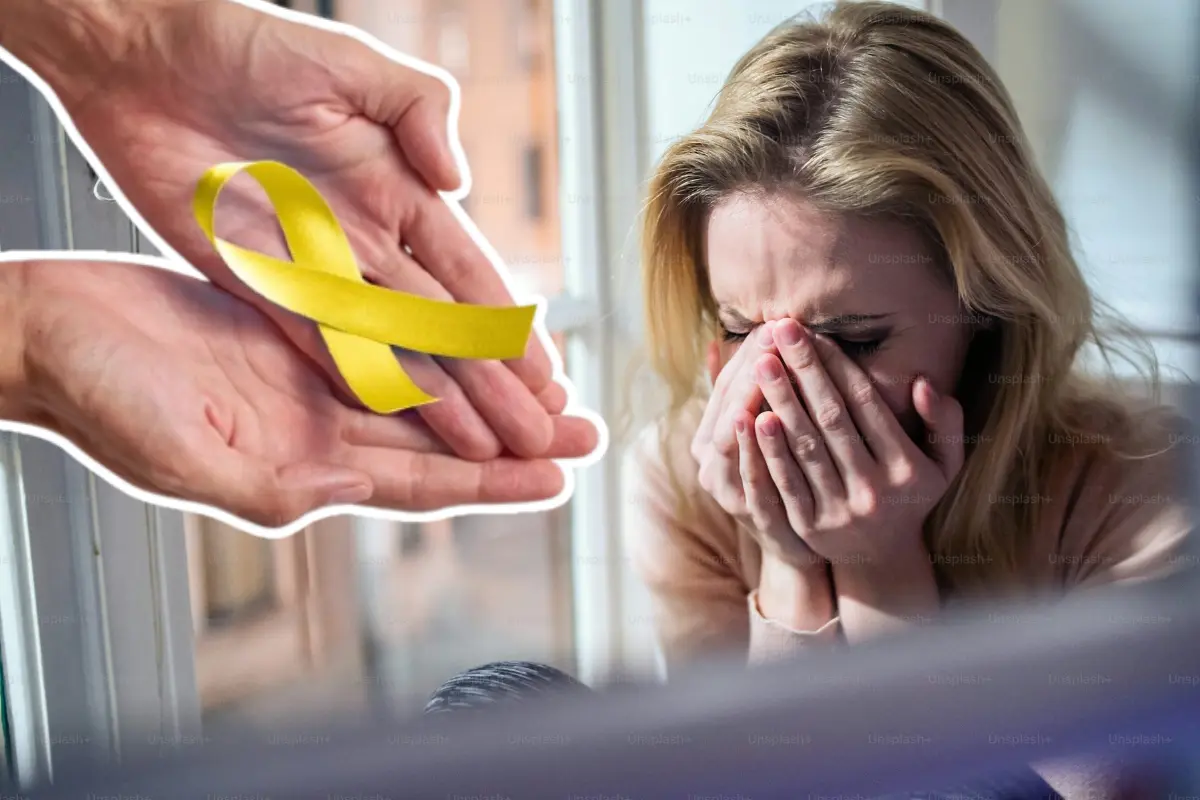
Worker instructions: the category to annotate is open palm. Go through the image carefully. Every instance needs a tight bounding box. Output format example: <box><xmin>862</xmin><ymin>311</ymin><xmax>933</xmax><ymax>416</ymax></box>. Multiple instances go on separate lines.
<box><xmin>23</xmin><ymin>258</ymin><xmax>587</xmax><ymax>529</ymax></box>
<box><xmin>60</xmin><ymin>0</ymin><xmax>582</xmax><ymax>461</ymax></box>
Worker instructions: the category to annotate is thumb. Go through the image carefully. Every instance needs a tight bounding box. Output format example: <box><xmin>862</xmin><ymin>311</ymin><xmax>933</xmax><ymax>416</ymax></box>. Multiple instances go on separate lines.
<box><xmin>211</xmin><ymin>458</ymin><xmax>374</xmax><ymax>530</ymax></box>
<box><xmin>913</xmin><ymin>376</ymin><xmax>965</xmax><ymax>480</ymax></box>
<box><xmin>380</xmin><ymin>67</ymin><xmax>462</xmax><ymax>191</ymax></box>
<box><xmin>337</xmin><ymin>40</ymin><xmax>462</xmax><ymax>191</ymax></box>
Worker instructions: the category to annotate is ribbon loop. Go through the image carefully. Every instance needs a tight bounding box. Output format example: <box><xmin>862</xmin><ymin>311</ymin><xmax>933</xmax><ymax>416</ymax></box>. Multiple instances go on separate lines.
<box><xmin>193</xmin><ymin>160</ymin><xmax>537</xmax><ymax>413</ymax></box>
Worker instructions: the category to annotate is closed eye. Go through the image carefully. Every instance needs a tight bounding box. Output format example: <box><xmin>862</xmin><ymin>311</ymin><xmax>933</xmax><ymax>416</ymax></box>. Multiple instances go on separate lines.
<box><xmin>720</xmin><ymin>325</ymin><xmax>751</xmax><ymax>344</ymax></box>
<box><xmin>721</xmin><ymin>326</ymin><xmax>886</xmax><ymax>358</ymax></box>
<box><xmin>831</xmin><ymin>336</ymin><xmax>884</xmax><ymax>359</ymax></box>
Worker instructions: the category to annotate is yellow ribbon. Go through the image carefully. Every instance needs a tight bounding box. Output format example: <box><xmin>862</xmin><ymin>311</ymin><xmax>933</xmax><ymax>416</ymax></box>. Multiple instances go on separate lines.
<box><xmin>192</xmin><ymin>160</ymin><xmax>536</xmax><ymax>414</ymax></box>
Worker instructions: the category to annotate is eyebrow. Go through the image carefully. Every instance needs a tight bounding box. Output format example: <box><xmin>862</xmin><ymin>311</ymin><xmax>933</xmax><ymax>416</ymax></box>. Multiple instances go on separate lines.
<box><xmin>716</xmin><ymin>305</ymin><xmax>894</xmax><ymax>334</ymax></box>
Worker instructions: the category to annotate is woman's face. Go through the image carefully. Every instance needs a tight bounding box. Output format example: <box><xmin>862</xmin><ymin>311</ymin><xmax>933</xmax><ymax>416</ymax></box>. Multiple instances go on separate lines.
<box><xmin>705</xmin><ymin>192</ymin><xmax>974</xmax><ymax>442</ymax></box>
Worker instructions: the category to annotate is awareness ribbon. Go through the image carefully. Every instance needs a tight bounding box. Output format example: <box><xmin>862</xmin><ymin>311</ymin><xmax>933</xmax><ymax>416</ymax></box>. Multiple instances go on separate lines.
<box><xmin>192</xmin><ymin>160</ymin><xmax>537</xmax><ymax>414</ymax></box>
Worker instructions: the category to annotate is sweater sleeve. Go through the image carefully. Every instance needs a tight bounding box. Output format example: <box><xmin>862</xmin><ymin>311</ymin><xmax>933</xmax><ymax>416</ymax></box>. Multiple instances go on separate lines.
<box><xmin>622</xmin><ymin>422</ymin><xmax>749</xmax><ymax>674</ymax></box>
<box><xmin>747</xmin><ymin>590</ymin><xmax>842</xmax><ymax>663</ymax></box>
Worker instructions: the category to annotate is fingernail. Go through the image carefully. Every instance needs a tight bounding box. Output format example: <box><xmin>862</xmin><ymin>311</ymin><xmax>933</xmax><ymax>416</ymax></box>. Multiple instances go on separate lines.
<box><xmin>735</xmin><ymin>418</ymin><xmax>747</xmax><ymax>436</ymax></box>
<box><xmin>327</xmin><ymin>482</ymin><xmax>373</xmax><ymax>506</ymax></box>
<box><xmin>776</xmin><ymin>321</ymin><xmax>803</xmax><ymax>346</ymax></box>
<box><xmin>757</xmin><ymin>358</ymin><xmax>783</xmax><ymax>382</ymax></box>
<box><xmin>759</xmin><ymin>415</ymin><xmax>781</xmax><ymax>437</ymax></box>
<box><xmin>757</xmin><ymin>323</ymin><xmax>775</xmax><ymax>349</ymax></box>
<box><xmin>919</xmin><ymin>376</ymin><xmax>938</xmax><ymax>401</ymax></box>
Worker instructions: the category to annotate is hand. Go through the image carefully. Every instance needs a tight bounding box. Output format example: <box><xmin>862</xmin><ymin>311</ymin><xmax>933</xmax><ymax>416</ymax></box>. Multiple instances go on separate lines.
<box><xmin>29</xmin><ymin>0</ymin><xmax>584</xmax><ymax>461</ymax></box>
<box><xmin>692</xmin><ymin>324</ymin><xmax>770</xmax><ymax>519</ymax></box>
<box><xmin>17</xmin><ymin>258</ymin><xmax>595</xmax><ymax>529</ymax></box>
<box><xmin>693</xmin><ymin>321</ymin><xmax>821</xmax><ymax>568</ymax></box>
<box><xmin>742</xmin><ymin>318</ymin><xmax>964</xmax><ymax>566</ymax></box>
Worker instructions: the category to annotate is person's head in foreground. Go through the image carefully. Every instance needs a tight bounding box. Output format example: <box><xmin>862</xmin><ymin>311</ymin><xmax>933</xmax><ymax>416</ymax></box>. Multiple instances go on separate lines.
<box><xmin>423</xmin><ymin>661</ymin><xmax>591</xmax><ymax>716</ymax></box>
<box><xmin>425</xmin><ymin>661</ymin><xmax>1058</xmax><ymax>800</ymax></box>
<box><xmin>630</xmin><ymin>2</ymin><xmax>1189</xmax><ymax>794</ymax></box>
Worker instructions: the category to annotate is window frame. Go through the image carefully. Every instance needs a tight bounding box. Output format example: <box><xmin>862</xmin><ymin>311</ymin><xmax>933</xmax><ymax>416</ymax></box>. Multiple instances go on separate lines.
<box><xmin>0</xmin><ymin>68</ymin><xmax>202</xmax><ymax>787</ymax></box>
<box><xmin>549</xmin><ymin>0</ymin><xmax>648</xmax><ymax>685</ymax></box>
<box><xmin>352</xmin><ymin>0</ymin><xmax>634</xmax><ymax>692</ymax></box>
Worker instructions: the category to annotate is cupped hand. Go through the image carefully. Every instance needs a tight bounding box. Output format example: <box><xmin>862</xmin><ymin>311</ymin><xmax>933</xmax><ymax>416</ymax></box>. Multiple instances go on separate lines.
<box><xmin>58</xmin><ymin>0</ymin><xmax>584</xmax><ymax>461</ymax></box>
<box><xmin>737</xmin><ymin>318</ymin><xmax>964</xmax><ymax>566</ymax></box>
<box><xmin>19</xmin><ymin>258</ymin><xmax>596</xmax><ymax>529</ymax></box>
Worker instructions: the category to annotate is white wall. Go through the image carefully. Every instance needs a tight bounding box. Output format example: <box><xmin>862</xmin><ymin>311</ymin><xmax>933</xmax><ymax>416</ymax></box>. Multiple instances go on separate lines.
<box><xmin>963</xmin><ymin>0</ymin><xmax>1200</xmax><ymax>380</ymax></box>
<box><xmin>642</xmin><ymin>0</ymin><xmax>927</xmax><ymax>167</ymax></box>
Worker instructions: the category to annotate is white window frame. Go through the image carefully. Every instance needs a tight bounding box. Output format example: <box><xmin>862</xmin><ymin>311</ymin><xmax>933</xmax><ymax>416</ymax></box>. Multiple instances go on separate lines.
<box><xmin>0</xmin><ymin>69</ymin><xmax>201</xmax><ymax>788</ymax></box>
<box><xmin>354</xmin><ymin>0</ymin><xmax>640</xmax><ymax>691</ymax></box>
<box><xmin>552</xmin><ymin>0</ymin><xmax>646</xmax><ymax>685</ymax></box>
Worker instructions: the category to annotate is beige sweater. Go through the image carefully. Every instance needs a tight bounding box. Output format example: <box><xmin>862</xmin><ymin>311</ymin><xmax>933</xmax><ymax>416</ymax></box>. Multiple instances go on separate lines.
<box><xmin>623</xmin><ymin>397</ymin><xmax>1192</xmax><ymax>799</ymax></box>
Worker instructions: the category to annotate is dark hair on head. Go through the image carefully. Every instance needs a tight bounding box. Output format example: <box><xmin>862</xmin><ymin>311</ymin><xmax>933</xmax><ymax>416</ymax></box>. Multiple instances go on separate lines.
<box><xmin>423</xmin><ymin>661</ymin><xmax>591</xmax><ymax>716</ymax></box>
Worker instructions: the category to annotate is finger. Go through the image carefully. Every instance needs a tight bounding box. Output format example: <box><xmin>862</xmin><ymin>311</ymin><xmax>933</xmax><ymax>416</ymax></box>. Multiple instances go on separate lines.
<box><xmin>541</xmin><ymin>414</ymin><xmax>602</xmax><ymax>460</ymax></box>
<box><xmin>346</xmin><ymin>447</ymin><xmax>566</xmax><ymax>509</ymax></box>
<box><xmin>806</xmin><ymin>328</ymin><xmax>911</xmax><ymax>468</ymax></box>
<box><xmin>753</xmin><ymin>353</ymin><xmax>844</xmax><ymax>505</ymax></box>
<box><xmin>712</xmin><ymin>324</ymin><xmax>777</xmax><ymax>456</ymax></box>
<box><xmin>772</xmin><ymin>321</ymin><xmax>868</xmax><ymax>488</ymax></box>
<box><xmin>697</xmin><ymin>442</ymin><xmax>744</xmax><ymax>518</ymax></box>
<box><xmin>748</xmin><ymin>355</ymin><xmax>835</xmax><ymax>506</ymax></box>
<box><xmin>404</xmin><ymin>194</ymin><xmax>554</xmax><ymax>394</ymax></box>
<box><xmin>755</xmin><ymin>410</ymin><xmax>815</xmax><ymax>536</ymax></box>
<box><xmin>717</xmin><ymin>439</ymin><xmax>746</xmax><ymax>515</ymax></box>
<box><xmin>538</xmin><ymin>380</ymin><xmax>569</xmax><ymax>415</ymax></box>
<box><xmin>440</xmin><ymin>357</ymin><xmax>554</xmax><ymax>458</ymax></box>
<box><xmin>400</xmin><ymin>351</ymin><xmax>504</xmax><ymax>461</ymax></box>
<box><xmin>914</xmin><ymin>376</ymin><xmax>965</xmax><ymax>480</ymax></box>
<box><xmin>392</xmin><ymin>79</ymin><xmax>462</xmax><ymax>192</ymax></box>
<box><xmin>362</xmin><ymin>247</ymin><xmax>563</xmax><ymax>416</ymax></box>
<box><xmin>338</xmin><ymin>407</ymin><xmax>452</xmax><ymax>453</ymax></box>
<box><xmin>694</xmin><ymin>327</ymin><xmax>763</xmax><ymax>457</ymax></box>
<box><xmin>342</xmin><ymin>48</ymin><xmax>461</xmax><ymax>191</ymax></box>
<box><xmin>736</xmin><ymin>411</ymin><xmax>789</xmax><ymax>536</ymax></box>
<box><xmin>714</xmin><ymin>374</ymin><xmax>764</xmax><ymax>459</ymax></box>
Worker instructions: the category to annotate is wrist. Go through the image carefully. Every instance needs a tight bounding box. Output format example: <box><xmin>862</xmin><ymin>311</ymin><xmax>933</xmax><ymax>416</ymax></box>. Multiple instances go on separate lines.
<box><xmin>0</xmin><ymin>0</ymin><xmax>180</xmax><ymax>109</ymax></box>
<box><xmin>756</xmin><ymin>552</ymin><xmax>836</xmax><ymax>632</ymax></box>
<box><xmin>833</xmin><ymin>545</ymin><xmax>940</xmax><ymax>641</ymax></box>
<box><xmin>836</xmin><ymin>543</ymin><xmax>933</xmax><ymax>586</ymax></box>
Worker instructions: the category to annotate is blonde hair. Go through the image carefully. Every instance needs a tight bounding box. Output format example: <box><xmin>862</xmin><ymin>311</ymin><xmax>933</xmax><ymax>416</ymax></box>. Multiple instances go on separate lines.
<box><xmin>639</xmin><ymin>0</ymin><xmax>1167</xmax><ymax>594</ymax></box>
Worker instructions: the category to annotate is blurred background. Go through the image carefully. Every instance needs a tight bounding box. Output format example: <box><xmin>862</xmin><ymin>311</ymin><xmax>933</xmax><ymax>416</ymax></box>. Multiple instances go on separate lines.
<box><xmin>0</xmin><ymin>0</ymin><xmax>1195</xmax><ymax>785</ymax></box>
